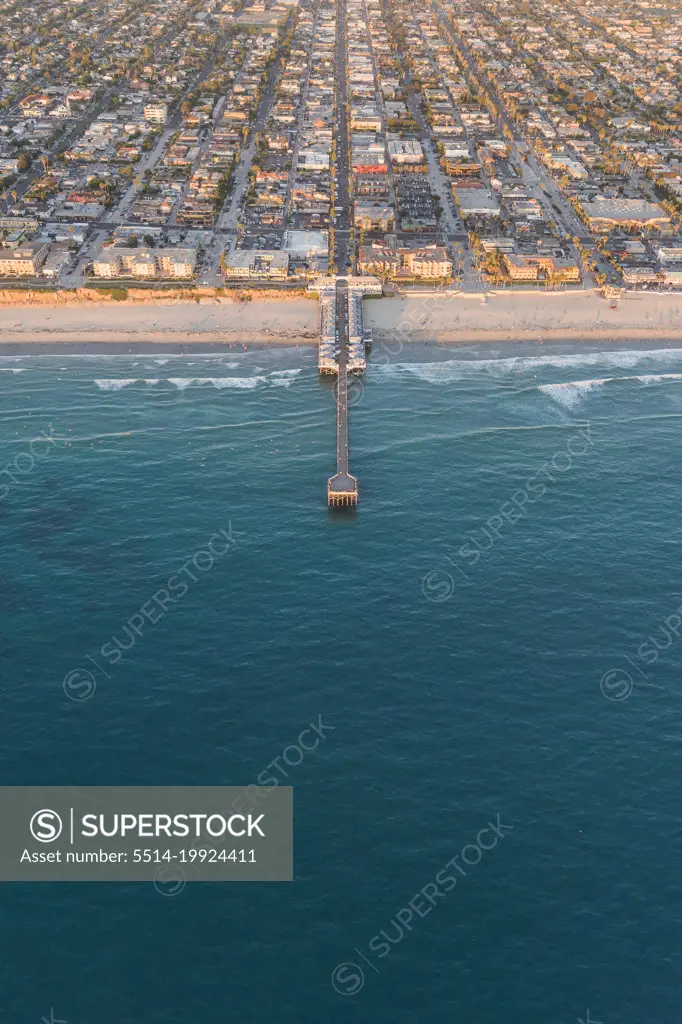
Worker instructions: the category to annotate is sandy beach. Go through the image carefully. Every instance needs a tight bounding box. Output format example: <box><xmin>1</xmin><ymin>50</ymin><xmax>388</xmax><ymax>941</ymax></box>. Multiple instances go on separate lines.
<box><xmin>367</xmin><ymin>289</ymin><xmax>682</xmax><ymax>346</ymax></box>
<box><xmin>0</xmin><ymin>295</ymin><xmax>319</xmax><ymax>350</ymax></box>
<box><xmin>0</xmin><ymin>288</ymin><xmax>681</xmax><ymax>350</ymax></box>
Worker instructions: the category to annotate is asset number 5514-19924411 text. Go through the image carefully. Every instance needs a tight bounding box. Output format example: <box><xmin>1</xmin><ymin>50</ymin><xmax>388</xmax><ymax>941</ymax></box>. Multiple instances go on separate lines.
<box><xmin>132</xmin><ymin>849</ymin><xmax>256</xmax><ymax>863</ymax></box>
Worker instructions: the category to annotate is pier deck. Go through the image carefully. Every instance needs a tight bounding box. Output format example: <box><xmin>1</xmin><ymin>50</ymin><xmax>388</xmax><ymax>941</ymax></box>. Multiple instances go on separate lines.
<box><xmin>328</xmin><ymin>278</ymin><xmax>358</xmax><ymax>507</ymax></box>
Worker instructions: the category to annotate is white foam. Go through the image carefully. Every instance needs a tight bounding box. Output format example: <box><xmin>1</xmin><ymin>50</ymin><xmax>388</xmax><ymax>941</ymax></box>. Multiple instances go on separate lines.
<box><xmin>95</xmin><ymin>369</ymin><xmax>302</xmax><ymax>391</ymax></box>
<box><xmin>95</xmin><ymin>378</ymin><xmax>140</xmax><ymax>391</ymax></box>
<box><xmin>636</xmin><ymin>373</ymin><xmax>682</xmax><ymax>385</ymax></box>
<box><xmin>95</xmin><ymin>378</ymin><xmax>165</xmax><ymax>390</ymax></box>
<box><xmin>0</xmin><ymin>368</ymin><xmax>26</xmax><ymax>373</ymax></box>
<box><xmin>539</xmin><ymin>373</ymin><xmax>682</xmax><ymax>409</ymax></box>
<box><xmin>168</xmin><ymin>376</ymin><xmax>264</xmax><ymax>390</ymax></box>
<box><xmin>269</xmin><ymin>368</ymin><xmax>303</xmax><ymax>387</ymax></box>
<box><xmin>539</xmin><ymin>379</ymin><xmax>606</xmax><ymax>410</ymax></box>
<box><xmin>371</xmin><ymin>348</ymin><xmax>682</xmax><ymax>384</ymax></box>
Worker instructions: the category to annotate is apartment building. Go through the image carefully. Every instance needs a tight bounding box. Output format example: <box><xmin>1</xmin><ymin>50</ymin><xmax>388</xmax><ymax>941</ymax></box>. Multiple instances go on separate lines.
<box><xmin>402</xmin><ymin>246</ymin><xmax>452</xmax><ymax>279</ymax></box>
<box><xmin>358</xmin><ymin>243</ymin><xmax>452</xmax><ymax>279</ymax></box>
<box><xmin>93</xmin><ymin>247</ymin><xmax>197</xmax><ymax>279</ymax></box>
<box><xmin>503</xmin><ymin>252</ymin><xmax>580</xmax><ymax>283</ymax></box>
<box><xmin>144</xmin><ymin>102</ymin><xmax>169</xmax><ymax>125</ymax></box>
<box><xmin>0</xmin><ymin>242</ymin><xmax>49</xmax><ymax>277</ymax></box>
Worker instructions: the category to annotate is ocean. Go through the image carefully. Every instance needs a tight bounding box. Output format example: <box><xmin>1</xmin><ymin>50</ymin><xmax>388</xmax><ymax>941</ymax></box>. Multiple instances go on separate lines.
<box><xmin>2</xmin><ymin>341</ymin><xmax>681</xmax><ymax>1024</ymax></box>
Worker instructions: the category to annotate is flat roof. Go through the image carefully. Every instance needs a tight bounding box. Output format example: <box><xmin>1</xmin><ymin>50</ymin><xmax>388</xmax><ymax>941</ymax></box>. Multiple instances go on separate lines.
<box><xmin>583</xmin><ymin>198</ymin><xmax>669</xmax><ymax>222</ymax></box>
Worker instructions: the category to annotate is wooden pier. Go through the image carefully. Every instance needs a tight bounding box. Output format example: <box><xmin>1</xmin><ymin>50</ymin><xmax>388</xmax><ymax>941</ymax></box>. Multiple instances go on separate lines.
<box><xmin>328</xmin><ymin>279</ymin><xmax>358</xmax><ymax>508</ymax></box>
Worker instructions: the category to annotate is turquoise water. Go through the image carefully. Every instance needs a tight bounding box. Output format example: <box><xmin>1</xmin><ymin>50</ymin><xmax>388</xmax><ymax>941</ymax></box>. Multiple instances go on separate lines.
<box><xmin>2</xmin><ymin>342</ymin><xmax>682</xmax><ymax>1023</ymax></box>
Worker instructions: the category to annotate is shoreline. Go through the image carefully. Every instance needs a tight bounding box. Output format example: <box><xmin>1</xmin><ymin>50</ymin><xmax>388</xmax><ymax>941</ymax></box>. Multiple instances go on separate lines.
<box><xmin>4</xmin><ymin>331</ymin><xmax>682</xmax><ymax>357</ymax></box>
<box><xmin>3</xmin><ymin>329</ymin><xmax>682</xmax><ymax>356</ymax></box>
<box><xmin>1</xmin><ymin>288</ymin><xmax>681</xmax><ymax>351</ymax></box>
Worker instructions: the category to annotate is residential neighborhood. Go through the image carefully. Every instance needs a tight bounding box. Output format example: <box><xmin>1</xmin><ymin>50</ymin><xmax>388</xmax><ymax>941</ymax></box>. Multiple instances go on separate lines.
<box><xmin>0</xmin><ymin>0</ymin><xmax>681</xmax><ymax>289</ymax></box>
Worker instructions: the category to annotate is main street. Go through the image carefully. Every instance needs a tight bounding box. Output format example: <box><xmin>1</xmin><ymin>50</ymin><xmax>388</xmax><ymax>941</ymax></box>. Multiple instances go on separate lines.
<box><xmin>333</xmin><ymin>0</ymin><xmax>351</xmax><ymax>273</ymax></box>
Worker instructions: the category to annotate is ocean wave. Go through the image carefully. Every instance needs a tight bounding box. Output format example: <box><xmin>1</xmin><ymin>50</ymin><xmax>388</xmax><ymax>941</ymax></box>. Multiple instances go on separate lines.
<box><xmin>370</xmin><ymin>348</ymin><xmax>682</xmax><ymax>384</ymax></box>
<box><xmin>168</xmin><ymin>377</ymin><xmax>264</xmax><ymax>390</ymax></box>
<box><xmin>95</xmin><ymin>378</ymin><xmax>149</xmax><ymax>391</ymax></box>
<box><xmin>269</xmin><ymin>368</ymin><xmax>303</xmax><ymax>388</ymax></box>
<box><xmin>95</xmin><ymin>370</ymin><xmax>303</xmax><ymax>392</ymax></box>
<box><xmin>0</xmin><ymin>368</ymin><xmax>27</xmax><ymax>374</ymax></box>
<box><xmin>539</xmin><ymin>373</ymin><xmax>682</xmax><ymax>409</ymax></box>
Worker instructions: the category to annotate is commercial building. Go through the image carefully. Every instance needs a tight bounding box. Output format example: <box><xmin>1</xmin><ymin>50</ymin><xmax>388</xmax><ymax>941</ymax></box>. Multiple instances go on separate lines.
<box><xmin>387</xmin><ymin>139</ymin><xmax>425</xmax><ymax>165</ymax></box>
<box><xmin>282</xmin><ymin>230</ymin><xmax>328</xmax><ymax>260</ymax></box>
<box><xmin>223</xmin><ymin>250</ymin><xmax>290</xmax><ymax>279</ymax></box>
<box><xmin>546</xmin><ymin>154</ymin><xmax>589</xmax><ymax>179</ymax></box>
<box><xmin>353</xmin><ymin>203</ymin><xmax>395</xmax><ymax>231</ymax></box>
<box><xmin>454</xmin><ymin>187</ymin><xmax>501</xmax><ymax>218</ymax></box>
<box><xmin>581</xmin><ymin>198</ymin><xmax>672</xmax><ymax>232</ymax></box>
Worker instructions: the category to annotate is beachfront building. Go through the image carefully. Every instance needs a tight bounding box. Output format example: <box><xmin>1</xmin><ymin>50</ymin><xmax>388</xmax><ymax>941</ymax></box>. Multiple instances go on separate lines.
<box><xmin>620</xmin><ymin>266</ymin><xmax>663</xmax><ymax>286</ymax></box>
<box><xmin>282</xmin><ymin>231</ymin><xmax>328</xmax><ymax>261</ymax></box>
<box><xmin>401</xmin><ymin>246</ymin><xmax>453</xmax><ymax>280</ymax></box>
<box><xmin>0</xmin><ymin>242</ymin><xmax>50</xmax><ymax>277</ymax></box>
<box><xmin>223</xmin><ymin>250</ymin><xmax>290</xmax><ymax>280</ymax></box>
<box><xmin>657</xmin><ymin>244</ymin><xmax>682</xmax><ymax>286</ymax></box>
<box><xmin>92</xmin><ymin>247</ymin><xmax>197</xmax><ymax>280</ymax></box>
<box><xmin>357</xmin><ymin>243</ymin><xmax>401</xmax><ymax>277</ymax></box>
<box><xmin>502</xmin><ymin>252</ymin><xmax>581</xmax><ymax>283</ymax></box>
<box><xmin>357</xmin><ymin>243</ymin><xmax>452</xmax><ymax>280</ymax></box>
